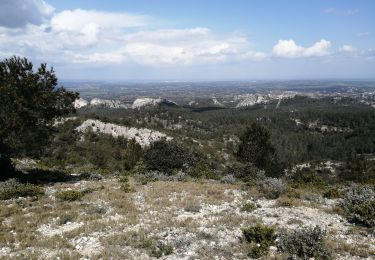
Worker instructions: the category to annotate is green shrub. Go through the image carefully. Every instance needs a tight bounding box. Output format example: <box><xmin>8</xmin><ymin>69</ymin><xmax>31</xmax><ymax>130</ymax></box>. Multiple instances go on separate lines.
<box><xmin>57</xmin><ymin>214</ymin><xmax>76</xmax><ymax>225</ymax></box>
<box><xmin>123</xmin><ymin>138</ymin><xmax>144</xmax><ymax>170</ymax></box>
<box><xmin>184</xmin><ymin>203</ymin><xmax>201</xmax><ymax>213</ymax></box>
<box><xmin>130</xmin><ymin>231</ymin><xmax>173</xmax><ymax>259</ymax></box>
<box><xmin>257</xmin><ymin>177</ymin><xmax>286</xmax><ymax>199</ymax></box>
<box><xmin>126</xmin><ymin>161</ymin><xmax>147</xmax><ymax>176</ymax></box>
<box><xmin>242</xmin><ymin>224</ymin><xmax>276</xmax><ymax>244</ymax></box>
<box><xmin>276</xmin><ymin>196</ymin><xmax>300</xmax><ymax>207</ymax></box>
<box><xmin>241</xmin><ymin>202</ymin><xmax>259</xmax><ymax>212</ymax></box>
<box><xmin>248</xmin><ymin>242</ymin><xmax>270</xmax><ymax>259</ymax></box>
<box><xmin>55</xmin><ymin>190</ymin><xmax>85</xmax><ymax>201</ymax></box>
<box><xmin>349</xmin><ymin>201</ymin><xmax>375</xmax><ymax>227</ymax></box>
<box><xmin>291</xmin><ymin>168</ymin><xmax>323</xmax><ymax>186</ymax></box>
<box><xmin>150</xmin><ymin>241</ymin><xmax>174</xmax><ymax>258</ymax></box>
<box><xmin>341</xmin><ymin>185</ymin><xmax>375</xmax><ymax>227</ymax></box>
<box><xmin>285</xmin><ymin>187</ymin><xmax>301</xmax><ymax>198</ymax></box>
<box><xmin>188</xmin><ymin>161</ymin><xmax>217</xmax><ymax>179</ymax></box>
<box><xmin>323</xmin><ymin>187</ymin><xmax>342</xmax><ymax>199</ymax></box>
<box><xmin>226</xmin><ymin>162</ymin><xmax>263</xmax><ymax>182</ymax></box>
<box><xmin>0</xmin><ymin>179</ymin><xmax>44</xmax><ymax>200</ymax></box>
<box><xmin>242</xmin><ymin>224</ymin><xmax>276</xmax><ymax>258</ymax></box>
<box><xmin>144</xmin><ymin>140</ymin><xmax>195</xmax><ymax>174</ymax></box>
<box><xmin>118</xmin><ymin>175</ymin><xmax>134</xmax><ymax>193</ymax></box>
<box><xmin>277</xmin><ymin>226</ymin><xmax>332</xmax><ymax>259</ymax></box>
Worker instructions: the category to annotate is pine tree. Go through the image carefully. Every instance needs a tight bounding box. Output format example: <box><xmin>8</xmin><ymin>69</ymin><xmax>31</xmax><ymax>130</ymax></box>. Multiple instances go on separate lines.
<box><xmin>0</xmin><ymin>56</ymin><xmax>78</xmax><ymax>175</ymax></box>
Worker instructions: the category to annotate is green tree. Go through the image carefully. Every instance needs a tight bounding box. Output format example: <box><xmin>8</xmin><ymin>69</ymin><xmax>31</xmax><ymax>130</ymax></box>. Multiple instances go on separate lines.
<box><xmin>237</xmin><ymin>123</ymin><xmax>283</xmax><ymax>177</ymax></box>
<box><xmin>123</xmin><ymin>138</ymin><xmax>143</xmax><ymax>170</ymax></box>
<box><xmin>0</xmin><ymin>56</ymin><xmax>78</xmax><ymax>174</ymax></box>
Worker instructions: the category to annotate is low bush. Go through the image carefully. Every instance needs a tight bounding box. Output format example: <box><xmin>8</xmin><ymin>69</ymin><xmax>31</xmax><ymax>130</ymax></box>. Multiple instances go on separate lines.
<box><xmin>188</xmin><ymin>161</ymin><xmax>217</xmax><ymax>179</ymax></box>
<box><xmin>341</xmin><ymin>184</ymin><xmax>375</xmax><ymax>227</ymax></box>
<box><xmin>55</xmin><ymin>190</ymin><xmax>85</xmax><ymax>201</ymax></box>
<box><xmin>241</xmin><ymin>202</ymin><xmax>259</xmax><ymax>212</ymax></box>
<box><xmin>57</xmin><ymin>214</ymin><xmax>76</xmax><ymax>225</ymax></box>
<box><xmin>277</xmin><ymin>226</ymin><xmax>332</xmax><ymax>259</ymax></box>
<box><xmin>257</xmin><ymin>177</ymin><xmax>286</xmax><ymax>199</ymax></box>
<box><xmin>144</xmin><ymin>140</ymin><xmax>195</xmax><ymax>174</ymax></box>
<box><xmin>220</xmin><ymin>174</ymin><xmax>236</xmax><ymax>184</ymax></box>
<box><xmin>118</xmin><ymin>175</ymin><xmax>134</xmax><ymax>193</ymax></box>
<box><xmin>134</xmin><ymin>170</ymin><xmax>188</xmax><ymax>184</ymax></box>
<box><xmin>129</xmin><ymin>231</ymin><xmax>173</xmax><ymax>259</ymax></box>
<box><xmin>226</xmin><ymin>163</ymin><xmax>264</xmax><ymax>183</ymax></box>
<box><xmin>285</xmin><ymin>187</ymin><xmax>301</xmax><ymax>199</ymax></box>
<box><xmin>290</xmin><ymin>168</ymin><xmax>323</xmax><ymax>186</ymax></box>
<box><xmin>184</xmin><ymin>203</ymin><xmax>201</xmax><ymax>213</ymax></box>
<box><xmin>242</xmin><ymin>224</ymin><xmax>276</xmax><ymax>244</ymax></box>
<box><xmin>125</xmin><ymin>161</ymin><xmax>147</xmax><ymax>176</ymax></box>
<box><xmin>85</xmin><ymin>205</ymin><xmax>107</xmax><ymax>215</ymax></box>
<box><xmin>301</xmin><ymin>192</ymin><xmax>323</xmax><ymax>203</ymax></box>
<box><xmin>248</xmin><ymin>242</ymin><xmax>270</xmax><ymax>259</ymax></box>
<box><xmin>276</xmin><ymin>196</ymin><xmax>300</xmax><ymax>207</ymax></box>
<box><xmin>242</xmin><ymin>223</ymin><xmax>276</xmax><ymax>258</ymax></box>
<box><xmin>0</xmin><ymin>179</ymin><xmax>44</xmax><ymax>200</ymax></box>
<box><xmin>150</xmin><ymin>241</ymin><xmax>174</xmax><ymax>258</ymax></box>
<box><xmin>323</xmin><ymin>187</ymin><xmax>343</xmax><ymax>199</ymax></box>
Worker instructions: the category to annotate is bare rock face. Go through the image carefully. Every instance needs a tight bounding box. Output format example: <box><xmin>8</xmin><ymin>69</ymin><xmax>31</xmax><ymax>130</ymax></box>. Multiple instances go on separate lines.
<box><xmin>74</xmin><ymin>98</ymin><xmax>129</xmax><ymax>109</ymax></box>
<box><xmin>132</xmin><ymin>98</ymin><xmax>177</xmax><ymax>109</ymax></box>
<box><xmin>89</xmin><ymin>98</ymin><xmax>129</xmax><ymax>109</ymax></box>
<box><xmin>74</xmin><ymin>98</ymin><xmax>89</xmax><ymax>108</ymax></box>
<box><xmin>235</xmin><ymin>91</ymin><xmax>297</xmax><ymax>108</ymax></box>
<box><xmin>75</xmin><ymin>119</ymin><xmax>172</xmax><ymax>147</ymax></box>
<box><xmin>235</xmin><ymin>94</ymin><xmax>267</xmax><ymax>108</ymax></box>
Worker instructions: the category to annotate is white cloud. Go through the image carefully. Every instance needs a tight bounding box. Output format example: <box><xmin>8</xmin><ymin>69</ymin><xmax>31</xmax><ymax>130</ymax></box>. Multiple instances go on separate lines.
<box><xmin>273</xmin><ymin>39</ymin><xmax>331</xmax><ymax>58</ymax></box>
<box><xmin>0</xmin><ymin>3</ymin><xmax>268</xmax><ymax>67</ymax></box>
<box><xmin>339</xmin><ymin>45</ymin><xmax>357</xmax><ymax>53</ymax></box>
<box><xmin>324</xmin><ymin>8</ymin><xmax>359</xmax><ymax>16</ymax></box>
<box><xmin>1</xmin><ymin>2</ymin><xmax>352</xmax><ymax>69</ymax></box>
<box><xmin>67</xmin><ymin>28</ymin><xmax>266</xmax><ymax>65</ymax></box>
<box><xmin>51</xmin><ymin>9</ymin><xmax>148</xmax><ymax>32</ymax></box>
<box><xmin>365</xmin><ymin>49</ymin><xmax>375</xmax><ymax>60</ymax></box>
<box><xmin>123</xmin><ymin>28</ymin><xmax>210</xmax><ymax>42</ymax></box>
<box><xmin>357</xmin><ymin>32</ymin><xmax>370</xmax><ymax>37</ymax></box>
<box><xmin>0</xmin><ymin>0</ymin><xmax>54</xmax><ymax>28</ymax></box>
<box><xmin>48</xmin><ymin>9</ymin><xmax>149</xmax><ymax>48</ymax></box>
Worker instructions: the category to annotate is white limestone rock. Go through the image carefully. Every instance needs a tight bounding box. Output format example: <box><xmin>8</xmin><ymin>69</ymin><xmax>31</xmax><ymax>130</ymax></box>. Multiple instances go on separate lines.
<box><xmin>75</xmin><ymin>119</ymin><xmax>172</xmax><ymax>147</ymax></box>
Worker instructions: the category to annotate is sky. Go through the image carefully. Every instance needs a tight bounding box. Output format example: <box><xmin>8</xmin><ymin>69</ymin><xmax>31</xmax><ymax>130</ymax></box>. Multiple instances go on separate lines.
<box><xmin>0</xmin><ymin>0</ymin><xmax>374</xmax><ymax>80</ymax></box>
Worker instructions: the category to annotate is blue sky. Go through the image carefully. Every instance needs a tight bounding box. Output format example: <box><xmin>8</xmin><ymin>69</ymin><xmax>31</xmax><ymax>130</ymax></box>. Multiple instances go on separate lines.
<box><xmin>0</xmin><ymin>0</ymin><xmax>374</xmax><ymax>80</ymax></box>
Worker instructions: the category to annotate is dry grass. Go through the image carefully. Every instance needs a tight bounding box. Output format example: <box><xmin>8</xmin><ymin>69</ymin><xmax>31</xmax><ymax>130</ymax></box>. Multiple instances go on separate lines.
<box><xmin>1</xmin><ymin>177</ymin><xmax>374</xmax><ymax>259</ymax></box>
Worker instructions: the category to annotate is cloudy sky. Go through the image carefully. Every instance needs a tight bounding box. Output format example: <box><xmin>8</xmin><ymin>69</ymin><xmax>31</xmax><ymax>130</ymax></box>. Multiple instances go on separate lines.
<box><xmin>0</xmin><ymin>0</ymin><xmax>374</xmax><ymax>80</ymax></box>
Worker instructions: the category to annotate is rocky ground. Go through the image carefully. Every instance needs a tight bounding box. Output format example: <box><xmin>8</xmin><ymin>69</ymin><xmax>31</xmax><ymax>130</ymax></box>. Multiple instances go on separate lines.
<box><xmin>0</xmin><ymin>177</ymin><xmax>374</xmax><ymax>259</ymax></box>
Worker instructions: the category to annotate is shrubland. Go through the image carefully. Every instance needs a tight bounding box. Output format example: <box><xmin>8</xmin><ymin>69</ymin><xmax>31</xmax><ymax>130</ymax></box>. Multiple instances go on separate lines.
<box><xmin>1</xmin><ymin>56</ymin><xmax>375</xmax><ymax>258</ymax></box>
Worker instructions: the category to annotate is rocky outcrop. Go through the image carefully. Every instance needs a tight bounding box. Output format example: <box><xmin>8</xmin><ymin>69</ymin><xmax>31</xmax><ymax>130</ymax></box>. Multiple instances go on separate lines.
<box><xmin>74</xmin><ymin>98</ymin><xmax>129</xmax><ymax>109</ymax></box>
<box><xmin>89</xmin><ymin>98</ymin><xmax>129</xmax><ymax>109</ymax></box>
<box><xmin>235</xmin><ymin>92</ymin><xmax>297</xmax><ymax>108</ymax></box>
<box><xmin>74</xmin><ymin>98</ymin><xmax>89</xmax><ymax>108</ymax></box>
<box><xmin>132</xmin><ymin>98</ymin><xmax>177</xmax><ymax>109</ymax></box>
<box><xmin>75</xmin><ymin>119</ymin><xmax>172</xmax><ymax>147</ymax></box>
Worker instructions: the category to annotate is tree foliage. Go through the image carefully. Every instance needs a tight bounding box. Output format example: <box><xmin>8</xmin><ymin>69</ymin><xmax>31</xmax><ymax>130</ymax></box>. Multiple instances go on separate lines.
<box><xmin>123</xmin><ymin>138</ymin><xmax>143</xmax><ymax>170</ymax></box>
<box><xmin>237</xmin><ymin>123</ymin><xmax>283</xmax><ymax>176</ymax></box>
<box><xmin>144</xmin><ymin>140</ymin><xmax>195</xmax><ymax>174</ymax></box>
<box><xmin>237</xmin><ymin>123</ymin><xmax>275</xmax><ymax>167</ymax></box>
<box><xmin>0</xmin><ymin>56</ymin><xmax>78</xmax><ymax>171</ymax></box>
